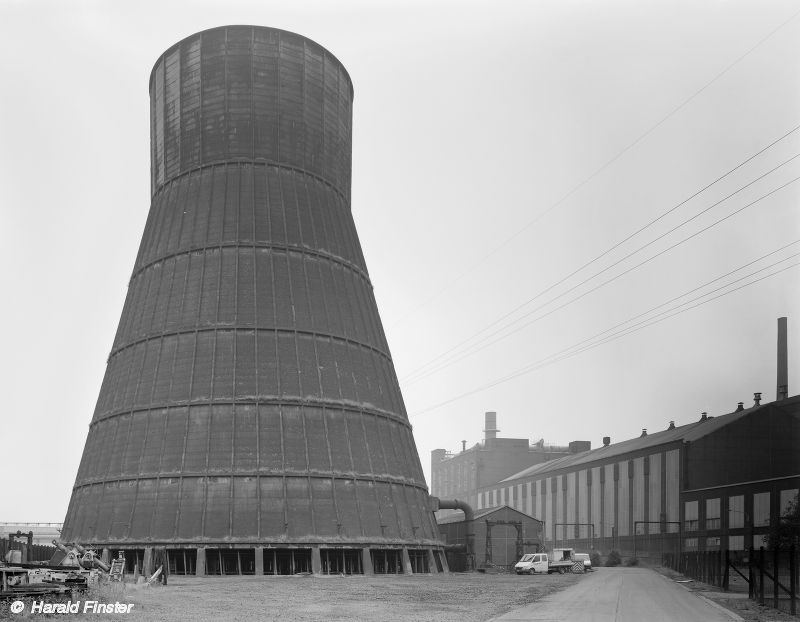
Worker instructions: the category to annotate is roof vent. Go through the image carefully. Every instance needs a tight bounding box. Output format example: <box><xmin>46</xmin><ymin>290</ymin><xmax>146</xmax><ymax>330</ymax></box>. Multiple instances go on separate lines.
<box><xmin>668</xmin><ymin>421</ymin><xmax>675</xmax><ymax>430</ymax></box>
<box><xmin>753</xmin><ymin>392</ymin><xmax>762</xmax><ymax>407</ymax></box>
<box><xmin>700</xmin><ymin>412</ymin><xmax>708</xmax><ymax>421</ymax></box>
<box><xmin>602</xmin><ymin>436</ymin><xmax>611</xmax><ymax>446</ymax></box>
<box><xmin>736</xmin><ymin>402</ymin><xmax>744</xmax><ymax>412</ymax></box>
<box><xmin>640</xmin><ymin>428</ymin><xmax>647</xmax><ymax>437</ymax></box>
<box><xmin>461</xmin><ymin>440</ymin><xmax>467</xmax><ymax>452</ymax></box>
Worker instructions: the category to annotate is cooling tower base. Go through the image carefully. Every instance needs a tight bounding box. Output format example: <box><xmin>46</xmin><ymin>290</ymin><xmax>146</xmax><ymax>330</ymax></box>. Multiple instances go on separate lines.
<box><xmin>97</xmin><ymin>544</ymin><xmax>448</xmax><ymax>576</ymax></box>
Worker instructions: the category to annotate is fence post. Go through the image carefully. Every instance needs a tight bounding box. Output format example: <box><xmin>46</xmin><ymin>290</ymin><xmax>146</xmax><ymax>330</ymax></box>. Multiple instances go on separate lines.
<box><xmin>759</xmin><ymin>546</ymin><xmax>765</xmax><ymax>606</ymax></box>
<box><xmin>748</xmin><ymin>547</ymin><xmax>755</xmax><ymax>599</ymax></box>
<box><xmin>774</xmin><ymin>545</ymin><xmax>780</xmax><ymax>610</ymax></box>
<box><xmin>790</xmin><ymin>544</ymin><xmax>796</xmax><ymax>616</ymax></box>
<box><xmin>723</xmin><ymin>549</ymin><xmax>730</xmax><ymax>591</ymax></box>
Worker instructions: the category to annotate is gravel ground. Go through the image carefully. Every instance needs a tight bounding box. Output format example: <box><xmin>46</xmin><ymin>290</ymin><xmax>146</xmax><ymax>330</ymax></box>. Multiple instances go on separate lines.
<box><xmin>653</xmin><ymin>565</ymin><xmax>799</xmax><ymax>622</ymax></box>
<box><xmin>0</xmin><ymin>572</ymin><xmax>582</xmax><ymax>621</ymax></box>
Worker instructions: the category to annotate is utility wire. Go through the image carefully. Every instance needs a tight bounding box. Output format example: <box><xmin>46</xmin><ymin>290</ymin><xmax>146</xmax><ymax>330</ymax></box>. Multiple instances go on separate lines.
<box><xmin>403</xmin><ymin>157</ymin><xmax>800</xmax><ymax>383</ymax></box>
<box><xmin>406</xmin><ymin>237</ymin><xmax>800</xmax><ymax>385</ymax></box>
<box><xmin>409</xmin><ymin>261</ymin><xmax>800</xmax><ymax>417</ymax></box>
<box><xmin>559</xmin><ymin>261</ymin><xmax>800</xmax><ymax>367</ymax></box>
<box><xmin>563</xmin><ymin>251</ymin><xmax>800</xmax><ymax>357</ymax></box>
<box><xmin>390</xmin><ymin>8</ymin><xmax>800</xmax><ymax>330</ymax></box>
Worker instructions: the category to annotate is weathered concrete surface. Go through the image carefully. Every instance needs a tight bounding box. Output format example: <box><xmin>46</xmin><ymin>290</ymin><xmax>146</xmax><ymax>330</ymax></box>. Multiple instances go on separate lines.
<box><xmin>491</xmin><ymin>567</ymin><xmax>741</xmax><ymax>622</ymax></box>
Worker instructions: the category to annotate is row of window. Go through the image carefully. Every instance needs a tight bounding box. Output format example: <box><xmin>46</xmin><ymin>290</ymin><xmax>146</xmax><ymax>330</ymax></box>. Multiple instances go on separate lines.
<box><xmin>684</xmin><ymin>489</ymin><xmax>798</xmax><ymax>532</ymax></box>
<box><xmin>684</xmin><ymin>534</ymin><xmax>770</xmax><ymax>551</ymax></box>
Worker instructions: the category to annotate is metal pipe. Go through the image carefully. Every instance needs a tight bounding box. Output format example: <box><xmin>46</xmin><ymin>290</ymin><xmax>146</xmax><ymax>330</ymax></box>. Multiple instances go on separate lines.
<box><xmin>433</xmin><ymin>497</ymin><xmax>475</xmax><ymax>569</ymax></box>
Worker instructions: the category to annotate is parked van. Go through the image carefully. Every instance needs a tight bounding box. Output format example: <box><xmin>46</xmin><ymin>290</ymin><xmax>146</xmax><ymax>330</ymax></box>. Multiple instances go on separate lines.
<box><xmin>514</xmin><ymin>553</ymin><xmax>548</xmax><ymax>574</ymax></box>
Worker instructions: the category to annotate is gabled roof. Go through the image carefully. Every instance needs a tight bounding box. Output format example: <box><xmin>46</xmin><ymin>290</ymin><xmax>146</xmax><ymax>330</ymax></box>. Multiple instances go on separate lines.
<box><xmin>499</xmin><ymin>397</ymin><xmax>799</xmax><ymax>484</ymax></box>
<box><xmin>436</xmin><ymin>504</ymin><xmax>542</xmax><ymax>525</ymax></box>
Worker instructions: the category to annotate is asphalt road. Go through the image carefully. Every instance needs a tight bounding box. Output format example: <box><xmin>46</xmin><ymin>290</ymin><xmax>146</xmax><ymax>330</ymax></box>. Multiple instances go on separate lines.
<box><xmin>491</xmin><ymin>567</ymin><xmax>739</xmax><ymax>622</ymax></box>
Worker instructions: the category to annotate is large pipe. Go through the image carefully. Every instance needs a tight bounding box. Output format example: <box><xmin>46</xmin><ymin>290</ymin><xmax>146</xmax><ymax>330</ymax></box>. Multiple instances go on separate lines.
<box><xmin>433</xmin><ymin>497</ymin><xmax>475</xmax><ymax>570</ymax></box>
<box><xmin>52</xmin><ymin>540</ymin><xmax>70</xmax><ymax>554</ymax></box>
<box><xmin>777</xmin><ymin>317</ymin><xmax>788</xmax><ymax>400</ymax></box>
<box><xmin>435</xmin><ymin>498</ymin><xmax>474</xmax><ymax>522</ymax></box>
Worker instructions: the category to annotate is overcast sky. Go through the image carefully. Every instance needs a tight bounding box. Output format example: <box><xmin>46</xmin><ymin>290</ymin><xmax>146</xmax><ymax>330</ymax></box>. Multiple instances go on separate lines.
<box><xmin>1</xmin><ymin>0</ymin><xmax>798</xmax><ymax>522</ymax></box>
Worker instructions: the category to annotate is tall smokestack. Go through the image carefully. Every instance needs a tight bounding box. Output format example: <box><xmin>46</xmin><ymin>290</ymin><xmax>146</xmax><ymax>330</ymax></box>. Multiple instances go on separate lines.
<box><xmin>484</xmin><ymin>411</ymin><xmax>499</xmax><ymax>441</ymax></box>
<box><xmin>777</xmin><ymin>317</ymin><xmax>788</xmax><ymax>400</ymax></box>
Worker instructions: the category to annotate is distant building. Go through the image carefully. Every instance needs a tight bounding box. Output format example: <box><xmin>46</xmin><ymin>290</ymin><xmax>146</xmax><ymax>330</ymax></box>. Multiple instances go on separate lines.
<box><xmin>474</xmin><ymin>394</ymin><xmax>800</xmax><ymax>559</ymax></box>
<box><xmin>431</xmin><ymin>411</ymin><xmax>581</xmax><ymax>517</ymax></box>
<box><xmin>0</xmin><ymin>523</ymin><xmax>62</xmax><ymax>546</ymax></box>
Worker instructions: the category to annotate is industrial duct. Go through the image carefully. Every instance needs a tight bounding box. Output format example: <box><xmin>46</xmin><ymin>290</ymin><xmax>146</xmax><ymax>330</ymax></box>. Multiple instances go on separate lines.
<box><xmin>432</xmin><ymin>497</ymin><xmax>475</xmax><ymax>569</ymax></box>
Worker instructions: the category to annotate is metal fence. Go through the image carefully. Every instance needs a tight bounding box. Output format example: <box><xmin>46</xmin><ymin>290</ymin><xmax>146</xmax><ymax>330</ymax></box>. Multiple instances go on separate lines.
<box><xmin>0</xmin><ymin>537</ymin><xmax>56</xmax><ymax>563</ymax></box>
<box><xmin>663</xmin><ymin>546</ymin><xmax>798</xmax><ymax>615</ymax></box>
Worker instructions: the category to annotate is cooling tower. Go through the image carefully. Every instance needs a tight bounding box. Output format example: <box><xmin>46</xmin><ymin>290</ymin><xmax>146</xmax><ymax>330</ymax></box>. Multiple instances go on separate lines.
<box><xmin>61</xmin><ymin>25</ymin><xmax>445</xmax><ymax>576</ymax></box>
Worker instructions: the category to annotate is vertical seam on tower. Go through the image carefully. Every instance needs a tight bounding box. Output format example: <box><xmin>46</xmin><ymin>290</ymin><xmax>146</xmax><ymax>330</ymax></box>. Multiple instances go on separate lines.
<box><xmin>229</xmin><ymin>158</ymin><xmax>241</xmax><ymax>541</ymax></box>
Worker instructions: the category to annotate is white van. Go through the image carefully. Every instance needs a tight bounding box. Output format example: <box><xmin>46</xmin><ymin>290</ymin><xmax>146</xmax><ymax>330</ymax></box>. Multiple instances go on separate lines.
<box><xmin>514</xmin><ymin>553</ymin><xmax>549</xmax><ymax>574</ymax></box>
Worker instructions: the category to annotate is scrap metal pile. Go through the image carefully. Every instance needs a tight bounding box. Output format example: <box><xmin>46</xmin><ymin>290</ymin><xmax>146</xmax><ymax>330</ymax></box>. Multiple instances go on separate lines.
<box><xmin>0</xmin><ymin>541</ymin><xmax>108</xmax><ymax>600</ymax></box>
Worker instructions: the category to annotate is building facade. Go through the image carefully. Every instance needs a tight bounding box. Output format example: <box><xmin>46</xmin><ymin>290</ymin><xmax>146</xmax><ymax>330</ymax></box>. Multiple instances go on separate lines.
<box><xmin>472</xmin><ymin>396</ymin><xmax>800</xmax><ymax>559</ymax></box>
<box><xmin>431</xmin><ymin>411</ymin><xmax>579</xmax><ymax>514</ymax></box>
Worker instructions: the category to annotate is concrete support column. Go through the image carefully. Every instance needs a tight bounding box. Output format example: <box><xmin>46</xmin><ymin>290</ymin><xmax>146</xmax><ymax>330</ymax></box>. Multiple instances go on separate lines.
<box><xmin>402</xmin><ymin>547</ymin><xmax>413</xmax><ymax>575</ymax></box>
<box><xmin>428</xmin><ymin>549</ymin><xmax>439</xmax><ymax>573</ymax></box>
<box><xmin>101</xmin><ymin>548</ymin><xmax>110</xmax><ymax>565</ymax></box>
<box><xmin>361</xmin><ymin>548</ymin><xmax>374</xmax><ymax>575</ymax></box>
<box><xmin>439</xmin><ymin>549</ymin><xmax>450</xmax><ymax>573</ymax></box>
<box><xmin>142</xmin><ymin>547</ymin><xmax>154</xmax><ymax>578</ymax></box>
<box><xmin>255</xmin><ymin>547</ymin><xmax>264</xmax><ymax>575</ymax></box>
<box><xmin>311</xmin><ymin>546</ymin><xmax>322</xmax><ymax>575</ymax></box>
<box><xmin>195</xmin><ymin>547</ymin><xmax>206</xmax><ymax>577</ymax></box>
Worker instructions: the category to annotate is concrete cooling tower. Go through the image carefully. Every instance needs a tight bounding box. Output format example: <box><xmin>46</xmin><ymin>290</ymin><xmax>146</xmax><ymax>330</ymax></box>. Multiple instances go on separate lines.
<box><xmin>61</xmin><ymin>25</ymin><xmax>445</xmax><ymax>576</ymax></box>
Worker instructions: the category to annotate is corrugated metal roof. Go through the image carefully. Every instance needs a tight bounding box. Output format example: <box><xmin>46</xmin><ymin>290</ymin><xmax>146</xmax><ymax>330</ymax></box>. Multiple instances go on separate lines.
<box><xmin>498</xmin><ymin>398</ymin><xmax>794</xmax><ymax>484</ymax></box>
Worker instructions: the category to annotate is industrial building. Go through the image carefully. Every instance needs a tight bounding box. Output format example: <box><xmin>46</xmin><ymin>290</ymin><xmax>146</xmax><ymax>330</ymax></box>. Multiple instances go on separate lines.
<box><xmin>431</xmin><ymin>411</ymin><xmax>578</xmax><ymax>517</ymax></box>
<box><xmin>61</xmin><ymin>25</ymin><xmax>445</xmax><ymax>576</ymax></box>
<box><xmin>473</xmin><ymin>393</ymin><xmax>799</xmax><ymax>559</ymax></box>
<box><xmin>0</xmin><ymin>523</ymin><xmax>62</xmax><ymax>546</ymax></box>
<box><xmin>437</xmin><ymin>319</ymin><xmax>798</xmax><ymax>561</ymax></box>
<box><xmin>437</xmin><ymin>506</ymin><xmax>543</xmax><ymax>571</ymax></box>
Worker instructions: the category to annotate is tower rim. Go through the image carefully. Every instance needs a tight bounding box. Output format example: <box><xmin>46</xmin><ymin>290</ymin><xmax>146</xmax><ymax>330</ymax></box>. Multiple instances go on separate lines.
<box><xmin>147</xmin><ymin>24</ymin><xmax>355</xmax><ymax>100</ymax></box>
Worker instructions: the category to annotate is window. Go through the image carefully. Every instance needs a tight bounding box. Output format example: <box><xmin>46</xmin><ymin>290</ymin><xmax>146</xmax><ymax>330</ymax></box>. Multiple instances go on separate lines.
<box><xmin>684</xmin><ymin>500</ymin><xmax>699</xmax><ymax>531</ymax></box>
<box><xmin>705</xmin><ymin>498</ymin><xmax>721</xmax><ymax>530</ymax></box>
<box><xmin>753</xmin><ymin>534</ymin><xmax>769</xmax><ymax>549</ymax></box>
<box><xmin>728</xmin><ymin>535</ymin><xmax>744</xmax><ymax>551</ymax></box>
<box><xmin>706</xmin><ymin>537</ymin><xmax>721</xmax><ymax>549</ymax></box>
<box><xmin>780</xmin><ymin>489</ymin><xmax>798</xmax><ymax>516</ymax></box>
<box><xmin>753</xmin><ymin>492</ymin><xmax>770</xmax><ymax>527</ymax></box>
<box><xmin>728</xmin><ymin>495</ymin><xmax>744</xmax><ymax>528</ymax></box>
<box><xmin>685</xmin><ymin>538</ymin><xmax>698</xmax><ymax>551</ymax></box>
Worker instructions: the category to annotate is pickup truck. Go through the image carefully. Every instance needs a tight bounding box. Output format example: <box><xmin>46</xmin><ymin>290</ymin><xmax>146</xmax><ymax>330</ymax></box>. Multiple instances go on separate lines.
<box><xmin>514</xmin><ymin>548</ymin><xmax>582</xmax><ymax>574</ymax></box>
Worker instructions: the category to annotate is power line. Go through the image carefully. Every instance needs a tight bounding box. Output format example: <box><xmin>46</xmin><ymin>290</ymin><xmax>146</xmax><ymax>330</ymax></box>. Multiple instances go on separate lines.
<box><xmin>563</xmin><ymin>252</ymin><xmax>800</xmax><ymax>358</ymax></box>
<box><xmin>406</xmin><ymin>236</ymin><xmax>800</xmax><ymax>386</ymax></box>
<box><xmin>559</xmin><ymin>261</ymin><xmax>800</xmax><ymax>367</ymax></box>
<box><xmin>409</xmin><ymin>261</ymin><xmax>800</xmax><ymax>417</ymax></box>
<box><xmin>390</xmin><ymin>8</ymin><xmax>800</xmax><ymax>330</ymax></box>
<box><xmin>403</xmin><ymin>159</ymin><xmax>800</xmax><ymax>383</ymax></box>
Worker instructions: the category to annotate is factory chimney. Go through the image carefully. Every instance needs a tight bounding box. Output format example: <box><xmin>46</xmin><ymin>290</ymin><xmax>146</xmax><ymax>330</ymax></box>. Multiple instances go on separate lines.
<box><xmin>484</xmin><ymin>411</ymin><xmax>499</xmax><ymax>442</ymax></box>
<box><xmin>777</xmin><ymin>317</ymin><xmax>788</xmax><ymax>400</ymax></box>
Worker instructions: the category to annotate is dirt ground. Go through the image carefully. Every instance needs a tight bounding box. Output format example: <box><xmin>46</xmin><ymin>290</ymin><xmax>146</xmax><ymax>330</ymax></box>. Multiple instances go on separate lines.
<box><xmin>0</xmin><ymin>572</ymin><xmax>582</xmax><ymax>621</ymax></box>
<box><xmin>653</xmin><ymin>565</ymin><xmax>799</xmax><ymax>622</ymax></box>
